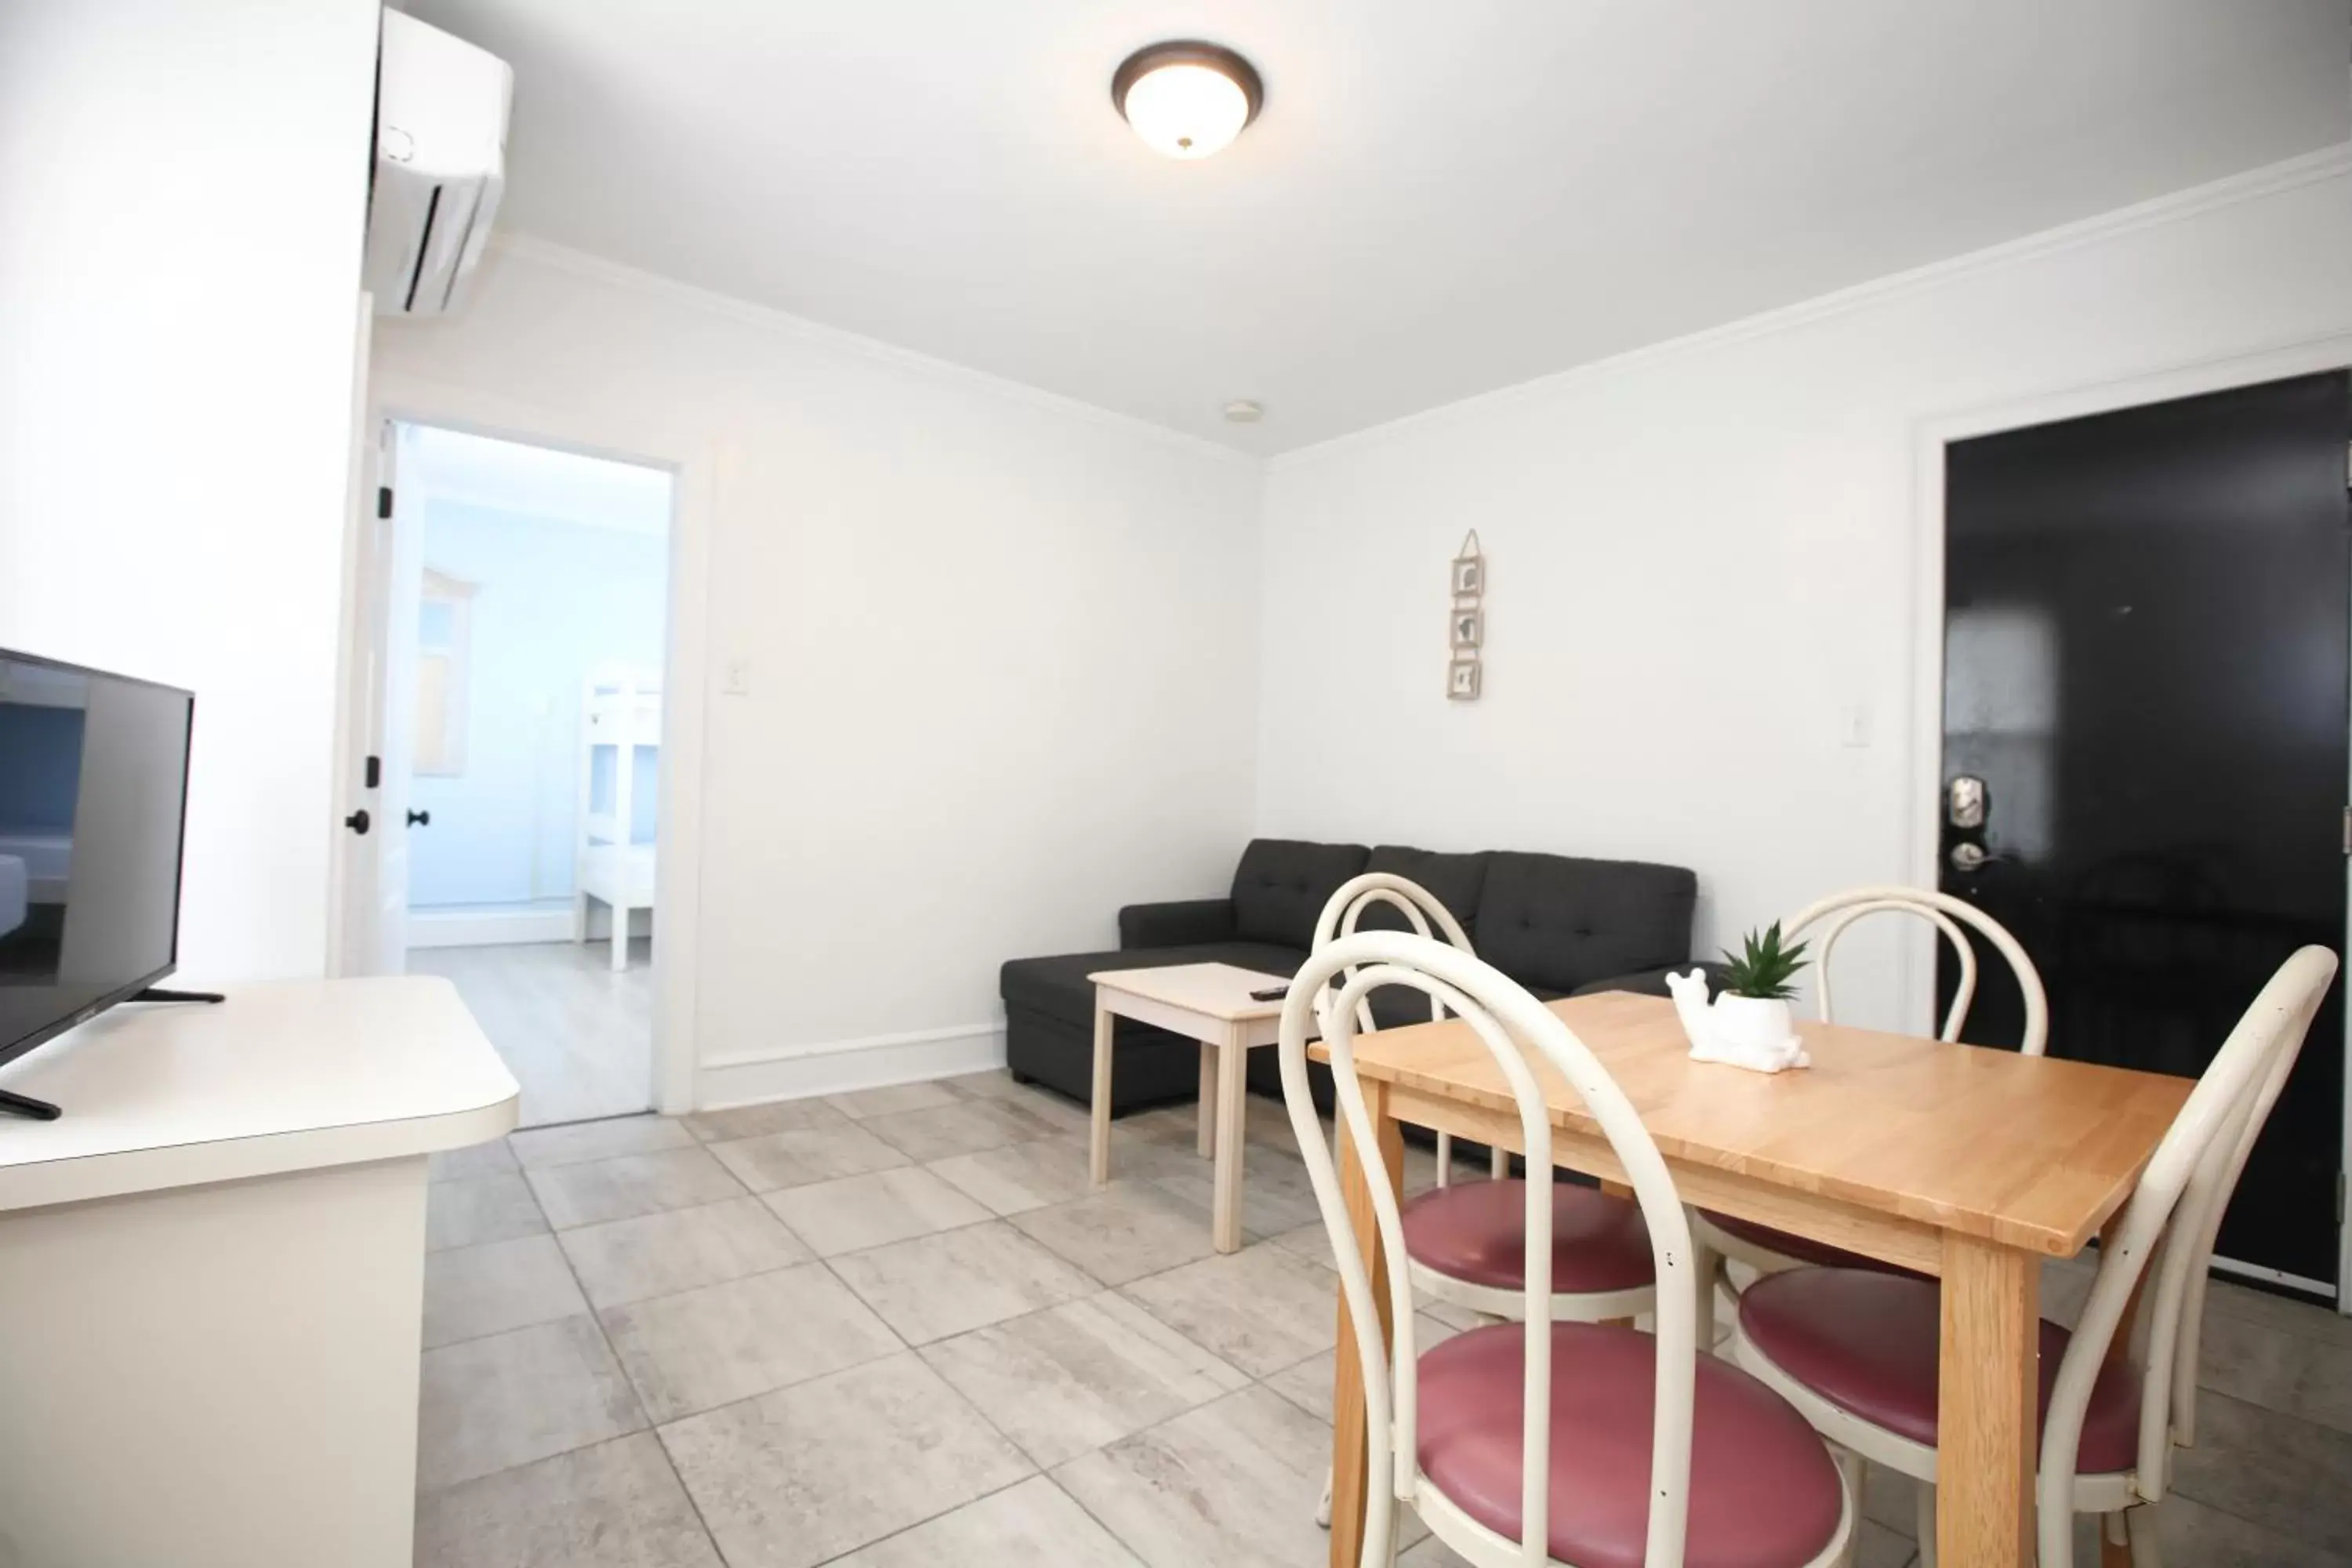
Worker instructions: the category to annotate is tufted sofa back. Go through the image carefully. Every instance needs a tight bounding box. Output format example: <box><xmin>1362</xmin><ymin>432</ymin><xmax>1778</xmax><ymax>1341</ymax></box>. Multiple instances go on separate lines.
<box><xmin>1229</xmin><ymin>839</ymin><xmax>1370</xmax><ymax>949</ymax></box>
<box><xmin>1471</xmin><ymin>850</ymin><xmax>1697</xmax><ymax>994</ymax></box>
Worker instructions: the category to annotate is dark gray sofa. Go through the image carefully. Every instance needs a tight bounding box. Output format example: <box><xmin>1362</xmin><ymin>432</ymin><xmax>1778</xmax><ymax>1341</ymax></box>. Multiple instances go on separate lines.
<box><xmin>1000</xmin><ymin>838</ymin><xmax>1708</xmax><ymax>1115</ymax></box>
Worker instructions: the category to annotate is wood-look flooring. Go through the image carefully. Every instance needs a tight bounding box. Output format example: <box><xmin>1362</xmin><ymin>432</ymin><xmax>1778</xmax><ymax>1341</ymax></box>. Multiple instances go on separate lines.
<box><xmin>408</xmin><ymin>940</ymin><xmax>652</xmax><ymax>1129</ymax></box>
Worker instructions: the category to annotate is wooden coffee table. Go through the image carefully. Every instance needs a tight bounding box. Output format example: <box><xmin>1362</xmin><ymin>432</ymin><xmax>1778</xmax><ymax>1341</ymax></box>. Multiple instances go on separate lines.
<box><xmin>1087</xmin><ymin>962</ymin><xmax>1290</xmax><ymax>1253</ymax></box>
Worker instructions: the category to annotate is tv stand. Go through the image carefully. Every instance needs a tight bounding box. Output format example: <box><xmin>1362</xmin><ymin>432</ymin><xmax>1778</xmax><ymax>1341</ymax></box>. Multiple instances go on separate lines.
<box><xmin>0</xmin><ymin>1087</ymin><xmax>61</xmax><ymax>1121</ymax></box>
<box><xmin>131</xmin><ymin>987</ymin><xmax>224</xmax><ymax>1004</ymax></box>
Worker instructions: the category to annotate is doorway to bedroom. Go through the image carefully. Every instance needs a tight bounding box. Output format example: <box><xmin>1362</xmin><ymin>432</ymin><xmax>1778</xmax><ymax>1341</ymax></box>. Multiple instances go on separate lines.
<box><xmin>358</xmin><ymin>422</ymin><xmax>674</xmax><ymax>1127</ymax></box>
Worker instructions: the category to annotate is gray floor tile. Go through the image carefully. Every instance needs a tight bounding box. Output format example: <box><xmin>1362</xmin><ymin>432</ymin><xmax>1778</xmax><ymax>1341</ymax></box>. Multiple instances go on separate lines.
<box><xmin>1120</xmin><ymin>1241</ymin><xmax>1340</xmax><ymax>1377</ymax></box>
<box><xmin>528</xmin><ymin>1146</ymin><xmax>748</xmax><ymax>1229</ymax></box>
<box><xmin>601</xmin><ymin>1261</ymin><xmax>902</xmax><ymax>1422</ymax></box>
<box><xmin>825</xmin><ymin>1080</ymin><xmax>962</xmax><ymax>1120</ymax></box>
<box><xmin>938</xmin><ymin>1068</ymin><xmax>1033</xmax><ymax>1102</ymax></box>
<box><xmin>423</xmin><ymin>1233</ymin><xmax>590</xmax><ymax>1349</ymax></box>
<box><xmin>510</xmin><ymin>1115</ymin><xmax>697</xmax><ymax>1171</ymax></box>
<box><xmin>1146</xmin><ymin>1146</ymin><xmax>1327</xmax><ymax>1240</ymax></box>
<box><xmin>1267</xmin><ymin>1221</ymin><xmax>1337</xmax><ymax>1272</ymax></box>
<box><xmin>829</xmin><ymin>1220</ymin><xmax>1103</xmax><ymax>1344</ymax></box>
<box><xmin>431</xmin><ymin>1138</ymin><xmax>519</xmax><ymax>1183</ymax></box>
<box><xmin>1054</xmin><ymin>1385</ymin><xmax>1380</xmax><ymax>1567</ymax></box>
<box><xmin>826</xmin><ymin>1475</ymin><xmax>1142</xmax><ymax>1567</ymax></box>
<box><xmin>2192</xmin><ymin>1295</ymin><xmax>2352</xmax><ymax>1436</ymax></box>
<box><xmin>659</xmin><ymin>1352</ymin><xmax>1032</xmax><ymax>1568</ymax></box>
<box><xmin>2201</xmin><ymin>1277</ymin><xmax>2352</xmax><ymax>1349</ymax></box>
<box><xmin>761</xmin><ymin>1165</ymin><xmax>991</xmax><ymax>1257</ymax></box>
<box><xmin>862</xmin><ymin>1098</ymin><xmax>1069</xmax><ymax>1162</ymax></box>
<box><xmin>1009</xmin><ymin>1181</ymin><xmax>1221</xmax><ymax>1286</ymax></box>
<box><xmin>2169</xmin><ymin>1388</ymin><xmax>2352</xmax><ymax>1556</ymax></box>
<box><xmin>2143</xmin><ymin>1492</ymin><xmax>2350</xmax><ymax>1566</ymax></box>
<box><xmin>929</xmin><ymin>1134</ymin><xmax>1110</xmax><ymax>1216</ymax></box>
<box><xmin>428</xmin><ymin>1171</ymin><xmax>550</xmax><ymax>1252</ymax></box>
<box><xmin>1261</xmin><ymin>1312</ymin><xmax>1457</xmax><ymax>1425</ymax></box>
<box><xmin>702</xmin><ymin>1121</ymin><xmax>910</xmax><ymax>1192</ymax></box>
<box><xmin>682</xmin><ymin>1098</ymin><xmax>850</xmax><ymax>1142</ymax></box>
<box><xmin>557</xmin><ymin>1196</ymin><xmax>811</xmax><ymax>1310</ymax></box>
<box><xmin>417</xmin><ymin>1316</ymin><xmax>646</xmax><ymax>1491</ymax></box>
<box><xmin>920</xmin><ymin>1290</ymin><xmax>1249</xmax><ymax>1467</ymax></box>
<box><xmin>413</xmin><ymin>1431</ymin><xmax>721</xmax><ymax>1568</ymax></box>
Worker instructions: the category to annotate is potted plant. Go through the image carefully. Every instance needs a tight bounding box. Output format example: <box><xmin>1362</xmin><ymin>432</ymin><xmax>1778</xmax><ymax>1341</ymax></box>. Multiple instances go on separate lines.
<box><xmin>1711</xmin><ymin>922</ymin><xmax>1810</xmax><ymax>1054</ymax></box>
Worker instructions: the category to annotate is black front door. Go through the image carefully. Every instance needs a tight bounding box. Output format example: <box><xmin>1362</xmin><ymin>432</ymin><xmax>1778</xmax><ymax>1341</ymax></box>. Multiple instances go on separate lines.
<box><xmin>1940</xmin><ymin>369</ymin><xmax>2350</xmax><ymax>1293</ymax></box>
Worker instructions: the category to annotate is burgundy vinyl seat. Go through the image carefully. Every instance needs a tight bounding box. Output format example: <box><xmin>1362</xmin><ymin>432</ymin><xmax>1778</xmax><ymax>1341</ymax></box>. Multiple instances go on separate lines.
<box><xmin>1417</xmin><ymin>1321</ymin><xmax>1846</xmax><ymax>1568</ymax></box>
<box><xmin>1700</xmin><ymin>1209</ymin><xmax>1918</xmax><ymax>1275</ymax></box>
<box><xmin>1740</xmin><ymin>1268</ymin><xmax>2142</xmax><ymax>1473</ymax></box>
<box><xmin>1402</xmin><ymin>1179</ymin><xmax>1653</xmax><ymax>1294</ymax></box>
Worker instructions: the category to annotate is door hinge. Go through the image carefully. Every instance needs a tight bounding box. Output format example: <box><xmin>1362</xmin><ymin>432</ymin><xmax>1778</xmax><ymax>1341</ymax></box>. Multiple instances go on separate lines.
<box><xmin>376</xmin><ymin>485</ymin><xmax>393</xmax><ymax>520</ymax></box>
<box><xmin>2342</xmin><ymin>807</ymin><xmax>2350</xmax><ymax>855</ymax></box>
<box><xmin>2337</xmin><ymin>1171</ymin><xmax>2346</xmax><ymax>1226</ymax></box>
<box><xmin>364</xmin><ymin>754</ymin><xmax>381</xmax><ymax>789</ymax></box>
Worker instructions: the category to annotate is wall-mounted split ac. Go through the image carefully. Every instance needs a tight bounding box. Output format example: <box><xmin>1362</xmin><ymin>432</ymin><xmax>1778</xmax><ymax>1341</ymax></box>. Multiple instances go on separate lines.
<box><xmin>364</xmin><ymin>12</ymin><xmax>512</xmax><ymax>318</ymax></box>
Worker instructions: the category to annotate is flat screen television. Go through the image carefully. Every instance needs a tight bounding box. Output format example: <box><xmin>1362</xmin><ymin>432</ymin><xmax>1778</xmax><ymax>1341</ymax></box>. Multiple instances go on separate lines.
<box><xmin>0</xmin><ymin>649</ymin><xmax>194</xmax><ymax>1112</ymax></box>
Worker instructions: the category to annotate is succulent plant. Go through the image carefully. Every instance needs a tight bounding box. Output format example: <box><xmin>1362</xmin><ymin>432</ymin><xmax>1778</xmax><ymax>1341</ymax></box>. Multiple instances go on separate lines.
<box><xmin>1720</xmin><ymin>921</ymin><xmax>1810</xmax><ymax>1001</ymax></box>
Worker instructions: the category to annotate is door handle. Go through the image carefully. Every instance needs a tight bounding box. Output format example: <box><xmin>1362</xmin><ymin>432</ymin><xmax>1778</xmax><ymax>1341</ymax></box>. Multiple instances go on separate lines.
<box><xmin>343</xmin><ymin>809</ymin><xmax>371</xmax><ymax>836</ymax></box>
<box><xmin>1950</xmin><ymin>841</ymin><xmax>1996</xmax><ymax>873</ymax></box>
<box><xmin>407</xmin><ymin>810</ymin><xmax>430</xmax><ymax>827</ymax></box>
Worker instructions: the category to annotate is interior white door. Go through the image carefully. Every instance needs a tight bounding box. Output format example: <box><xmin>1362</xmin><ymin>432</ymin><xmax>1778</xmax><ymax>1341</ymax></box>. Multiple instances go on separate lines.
<box><xmin>367</xmin><ymin>423</ymin><xmax>426</xmax><ymax>975</ymax></box>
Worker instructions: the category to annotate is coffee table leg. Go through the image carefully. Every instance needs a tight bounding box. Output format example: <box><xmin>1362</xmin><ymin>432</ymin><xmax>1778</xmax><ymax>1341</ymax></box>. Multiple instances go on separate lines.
<box><xmin>1210</xmin><ymin>1027</ymin><xmax>1247</xmax><ymax>1252</ymax></box>
<box><xmin>1089</xmin><ymin>997</ymin><xmax>1113</xmax><ymax>1187</ymax></box>
<box><xmin>1197</xmin><ymin>1044</ymin><xmax>1217</xmax><ymax>1158</ymax></box>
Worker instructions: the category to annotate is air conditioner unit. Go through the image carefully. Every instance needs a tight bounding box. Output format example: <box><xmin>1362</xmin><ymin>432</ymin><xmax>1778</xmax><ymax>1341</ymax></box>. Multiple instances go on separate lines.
<box><xmin>364</xmin><ymin>12</ymin><xmax>512</xmax><ymax>318</ymax></box>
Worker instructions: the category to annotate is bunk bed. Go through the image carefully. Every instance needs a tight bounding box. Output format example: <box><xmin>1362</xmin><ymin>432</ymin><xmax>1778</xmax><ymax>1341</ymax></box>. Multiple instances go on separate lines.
<box><xmin>573</xmin><ymin>668</ymin><xmax>659</xmax><ymax>971</ymax></box>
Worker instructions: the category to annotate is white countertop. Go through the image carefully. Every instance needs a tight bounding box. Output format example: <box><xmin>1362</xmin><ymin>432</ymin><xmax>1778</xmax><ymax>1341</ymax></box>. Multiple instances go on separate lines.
<box><xmin>0</xmin><ymin>977</ymin><xmax>519</xmax><ymax>1212</ymax></box>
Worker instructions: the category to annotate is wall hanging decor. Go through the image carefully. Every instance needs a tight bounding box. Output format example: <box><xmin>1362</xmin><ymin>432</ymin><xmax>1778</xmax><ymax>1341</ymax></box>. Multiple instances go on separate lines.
<box><xmin>1447</xmin><ymin>530</ymin><xmax>1484</xmax><ymax>700</ymax></box>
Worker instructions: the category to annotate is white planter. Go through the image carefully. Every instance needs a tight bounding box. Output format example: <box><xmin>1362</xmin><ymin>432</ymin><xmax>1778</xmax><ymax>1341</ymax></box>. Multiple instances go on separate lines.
<box><xmin>1711</xmin><ymin>993</ymin><xmax>1795</xmax><ymax>1054</ymax></box>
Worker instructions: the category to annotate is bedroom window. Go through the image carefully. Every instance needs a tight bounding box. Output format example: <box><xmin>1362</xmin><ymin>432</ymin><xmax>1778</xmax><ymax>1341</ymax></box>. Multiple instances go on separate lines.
<box><xmin>414</xmin><ymin>568</ymin><xmax>477</xmax><ymax>777</ymax></box>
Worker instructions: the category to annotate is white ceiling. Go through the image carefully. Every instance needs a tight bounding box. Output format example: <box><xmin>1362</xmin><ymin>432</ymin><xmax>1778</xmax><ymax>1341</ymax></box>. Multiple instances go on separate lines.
<box><xmin>407</xmin><ymin>424</ymin><xmax>672</xmax><ymax>535</ymax></box>
<box><xmin>408</xmin><ymin>0</ymin><xmax>2350</xmax><ymax>456</ymax></box>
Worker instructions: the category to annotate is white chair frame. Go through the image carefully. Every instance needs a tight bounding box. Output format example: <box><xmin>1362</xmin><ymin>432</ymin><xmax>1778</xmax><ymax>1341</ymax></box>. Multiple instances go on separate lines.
<box><xmin>1697</xmin><ymin>886</ymin><xmax>2050</xmax><ymax>1286</ymax></box>
<box><xmin>1310</xmin><ymin>873</ymin><xmax>1508</xmax><ymax>1191</ymax></box>
<box><xmin>1728</xmin><ymin>945</ymin><xmax>2336</xmax><ymax>1568</ymax></box>
<box><xmin>1283</xmin><ymin>931</ymin><xmax>1855</xmax><ymax>1568</ymax></box>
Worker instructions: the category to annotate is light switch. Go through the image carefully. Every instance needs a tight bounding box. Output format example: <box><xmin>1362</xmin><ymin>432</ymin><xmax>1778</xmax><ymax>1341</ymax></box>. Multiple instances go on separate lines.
<box><xmin>723</xmin><ymin>657</ymin><xmax>752</xmax><ymax>696</ymax></box>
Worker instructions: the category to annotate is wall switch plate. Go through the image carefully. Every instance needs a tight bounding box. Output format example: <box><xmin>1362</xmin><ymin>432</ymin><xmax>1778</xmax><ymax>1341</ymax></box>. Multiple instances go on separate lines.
<box><xmin>1838</xmin><ymin>702</ymin><xmax>1873</xmax><ymax>748</ymax></box>
<box><xmin>723</xmin><ymin>658</ymin><xmax>752</xmax><ymax>695</ymax></box>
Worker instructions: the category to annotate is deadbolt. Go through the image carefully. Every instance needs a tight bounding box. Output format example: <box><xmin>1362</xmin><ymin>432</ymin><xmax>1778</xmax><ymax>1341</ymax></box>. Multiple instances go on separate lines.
<box><xmin>1947</xmin><ymin>775</ymin><xmax>1987</xmax><ymax>830</ymax></box>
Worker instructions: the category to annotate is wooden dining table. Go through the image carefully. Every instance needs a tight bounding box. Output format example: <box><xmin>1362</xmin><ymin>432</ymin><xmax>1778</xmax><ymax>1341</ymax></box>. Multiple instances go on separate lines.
<box><xmin>1316</xmin><ymin>989</ymin><xmax>2196</xmax><ymax>1568</ymax></box>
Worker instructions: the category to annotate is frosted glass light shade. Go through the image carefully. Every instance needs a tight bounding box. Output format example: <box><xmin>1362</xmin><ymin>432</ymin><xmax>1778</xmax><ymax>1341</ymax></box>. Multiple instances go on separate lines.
<box><xmin>1112</xmin><ymin>42</ymin><xmax>1262</xmax><ymax>161</ymax></box>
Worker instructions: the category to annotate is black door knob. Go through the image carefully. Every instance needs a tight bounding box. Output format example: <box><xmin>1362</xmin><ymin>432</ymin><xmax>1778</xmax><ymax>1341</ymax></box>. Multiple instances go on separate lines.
<box><xmin>343</xmin><ymin>809</ymin><xmax>371</xmax><ymax>836</ymax></box>
<box><xmin>408</xmin><ymin>809</ymin><xmax>431</xmax><ymax>827</ymax></box>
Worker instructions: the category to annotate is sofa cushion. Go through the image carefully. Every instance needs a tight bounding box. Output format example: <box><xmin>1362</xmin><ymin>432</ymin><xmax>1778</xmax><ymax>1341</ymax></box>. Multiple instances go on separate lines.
<box><xmin>1472</xmin><ymin>852</ymin><xmax>1697</xmax><ymax>995</ymax></box>
<box><xmin>1348</xmin><ymin>846</ymin><xmax>1490</xmax><ymax>941</ymax></box>
<box><xmin>1000</xmin><ymin>942</ymin><xmax>1308</xmax><ymax>1029</ymax></box>
<box><xmin>1229</xmin><ymin>839</ymin><xmax>1369</xmax><ymax>949</ymax></box>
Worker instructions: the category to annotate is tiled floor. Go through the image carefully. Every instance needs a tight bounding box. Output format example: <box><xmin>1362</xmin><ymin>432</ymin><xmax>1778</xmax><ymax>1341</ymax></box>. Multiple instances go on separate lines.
<box><xmin>420</xmin><ymin>1074</ymin><xmax>2352</xmax><ymax>1568</ymax></box>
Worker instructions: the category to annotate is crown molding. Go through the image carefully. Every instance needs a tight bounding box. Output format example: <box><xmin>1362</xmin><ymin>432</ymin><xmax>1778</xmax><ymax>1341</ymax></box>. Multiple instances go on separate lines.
<box><xmin>487</xmin><ymin>232</ymin><xmax>1263</xmax><ymax>471</ymax></box>
<box><xmin>1269</xmin><ymin>140</ymin><xmax>2352</xmax><ymax>474</ymax></box>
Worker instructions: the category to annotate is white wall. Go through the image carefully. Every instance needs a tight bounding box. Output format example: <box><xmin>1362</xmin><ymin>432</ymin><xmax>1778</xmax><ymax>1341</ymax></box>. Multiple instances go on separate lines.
<box><xmin>0</xmin><ymin>0</ymin><xmax>379</xmax><ymax>982</ymax></box>
<box><xmin>1257</xmin><ymin>148</ymin><xmax>2352</xmax><ymax>1032</ymax></box>
<box><xmin>373</xmin><ymin>241</ymin><xmax>1263</xmax><ymax>1098</ymax></box>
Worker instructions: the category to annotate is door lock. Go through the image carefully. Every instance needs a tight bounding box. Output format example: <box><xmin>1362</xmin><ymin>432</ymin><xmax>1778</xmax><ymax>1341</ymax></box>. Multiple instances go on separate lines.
<box><xmin>1947</xmin><ymin>775</ymin><xmax>1987</xmax><ymax>830</ymax></box>
<box><xmin>1949</xmin><ymin>841</ymin><xmax>1989</xmax><ymax>873</ymax></box>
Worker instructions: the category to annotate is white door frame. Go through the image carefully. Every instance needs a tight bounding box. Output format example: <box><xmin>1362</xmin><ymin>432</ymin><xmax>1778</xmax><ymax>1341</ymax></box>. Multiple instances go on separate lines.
<box><xmin>1906</xmin><ymin>328</ymin><xmax>2352</xmax><ymax>1309</ymax></box>
<box><xmin>333</xmin><ymin>372</ymin><xmax>716</xmax><ymax>1118</ymax></box>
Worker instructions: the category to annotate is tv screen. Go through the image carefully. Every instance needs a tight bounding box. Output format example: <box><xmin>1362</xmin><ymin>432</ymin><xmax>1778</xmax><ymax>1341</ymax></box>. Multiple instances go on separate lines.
<box><xmin>0</xmin><ymin>650</ymin><xmax>194</xmax><ymax>1072</ymax></box>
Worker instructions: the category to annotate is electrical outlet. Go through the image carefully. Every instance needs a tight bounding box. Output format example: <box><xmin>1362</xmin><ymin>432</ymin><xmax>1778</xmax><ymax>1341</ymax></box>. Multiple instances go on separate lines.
<box><xmin>723</xmin><ymin>657</ymin><xmax>753</xmax><ymax>696</ymax></box>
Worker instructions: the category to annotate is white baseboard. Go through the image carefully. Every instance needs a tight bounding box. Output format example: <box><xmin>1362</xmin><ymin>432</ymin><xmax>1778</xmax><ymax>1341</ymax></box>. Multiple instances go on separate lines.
<box><xmin>408</xmin><ymin>902</ymin><xmax>655</xmax><ymax>949</ymax></box>
<box><xmin>697</xmin><ymin>1022</ymin><xmax>1005</xmax><ymax>1109</ymax></box>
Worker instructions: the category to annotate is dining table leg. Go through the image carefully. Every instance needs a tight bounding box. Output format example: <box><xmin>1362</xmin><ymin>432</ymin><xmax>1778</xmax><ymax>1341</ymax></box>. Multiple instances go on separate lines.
<box><xmin>1198</xmin><ymin>1043</ymin><xmax>1218</xmax><ymax>1158</ymax></box>
<box><xmin>1328</xmin><ymin>1076</ymin><xmax>1403</xmax><ymax>1568</ymax></box>
<box><xmin>1936</xmin><ymin>1232</ymin><xmax>2039</xmax><ymax>1568</ymax></box>
<box><xmin>1088</xmin><ymin>997</ymin><xmax>1114</xmax><ymax>1187</ymax></box>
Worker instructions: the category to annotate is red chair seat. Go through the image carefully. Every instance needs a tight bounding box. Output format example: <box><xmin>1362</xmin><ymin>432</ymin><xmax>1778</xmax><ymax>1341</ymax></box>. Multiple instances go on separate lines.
<box><xmin>1701</xmin><ymin>1209</ymin><xmax>1911</xmax><ymax>1274</ymax></box>
<box><xmin>1402</xmin><ymin>1179</ymin><xmax>1653</xmax><ymax>1295</ymax></box>
<box><xmin>1740</xmin><ymin>1268</ymin><xmax>2141</xmax><ymax>1474</ymax></box>
<box><xmin>1418</xmin><ymin>1321</ymin><xmax>1845</xmax><ymax>1568</ymax></box>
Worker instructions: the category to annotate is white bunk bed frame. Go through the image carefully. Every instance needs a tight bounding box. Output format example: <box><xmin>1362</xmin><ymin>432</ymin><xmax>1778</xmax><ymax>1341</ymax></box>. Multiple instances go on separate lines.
<box><xmin>573</xmin><ymin>670</ymin><xmax>659</xmax><ymax>971</ymax></box>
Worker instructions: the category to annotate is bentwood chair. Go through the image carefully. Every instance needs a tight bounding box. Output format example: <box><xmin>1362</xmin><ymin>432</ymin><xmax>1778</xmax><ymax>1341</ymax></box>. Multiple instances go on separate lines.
<box><xmin>1311</xmin><ymin>873</ymin><xmax>1502</xmax><ymax>1189</ymax></box>
<box><xmin>1729</xmin><ymin>945</ymin><xmax>2336</xmax><ymax>1568</ymax></box>
<box><xmin>1287</xmin><ymin>931</ymin><xmax>1855</xmax><ymax>1568</ymax></box>
<box><xmin>1696</xmin><ymin>886</ymin><xmax>2049</xmax><ymax>1283</ymax></box>
<box><xmin>1308</xmin><ymin>877</ymin><xmax>1660</xmax><ymax>1528</ymax></box>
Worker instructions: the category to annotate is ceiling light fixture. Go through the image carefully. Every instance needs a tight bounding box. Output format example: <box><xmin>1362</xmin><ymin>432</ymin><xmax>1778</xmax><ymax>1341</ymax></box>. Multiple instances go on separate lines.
<box><xmin>1112</xmin><ymin>41</ymin><xmax>1262</xmax><ymax>160</ymax></box>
